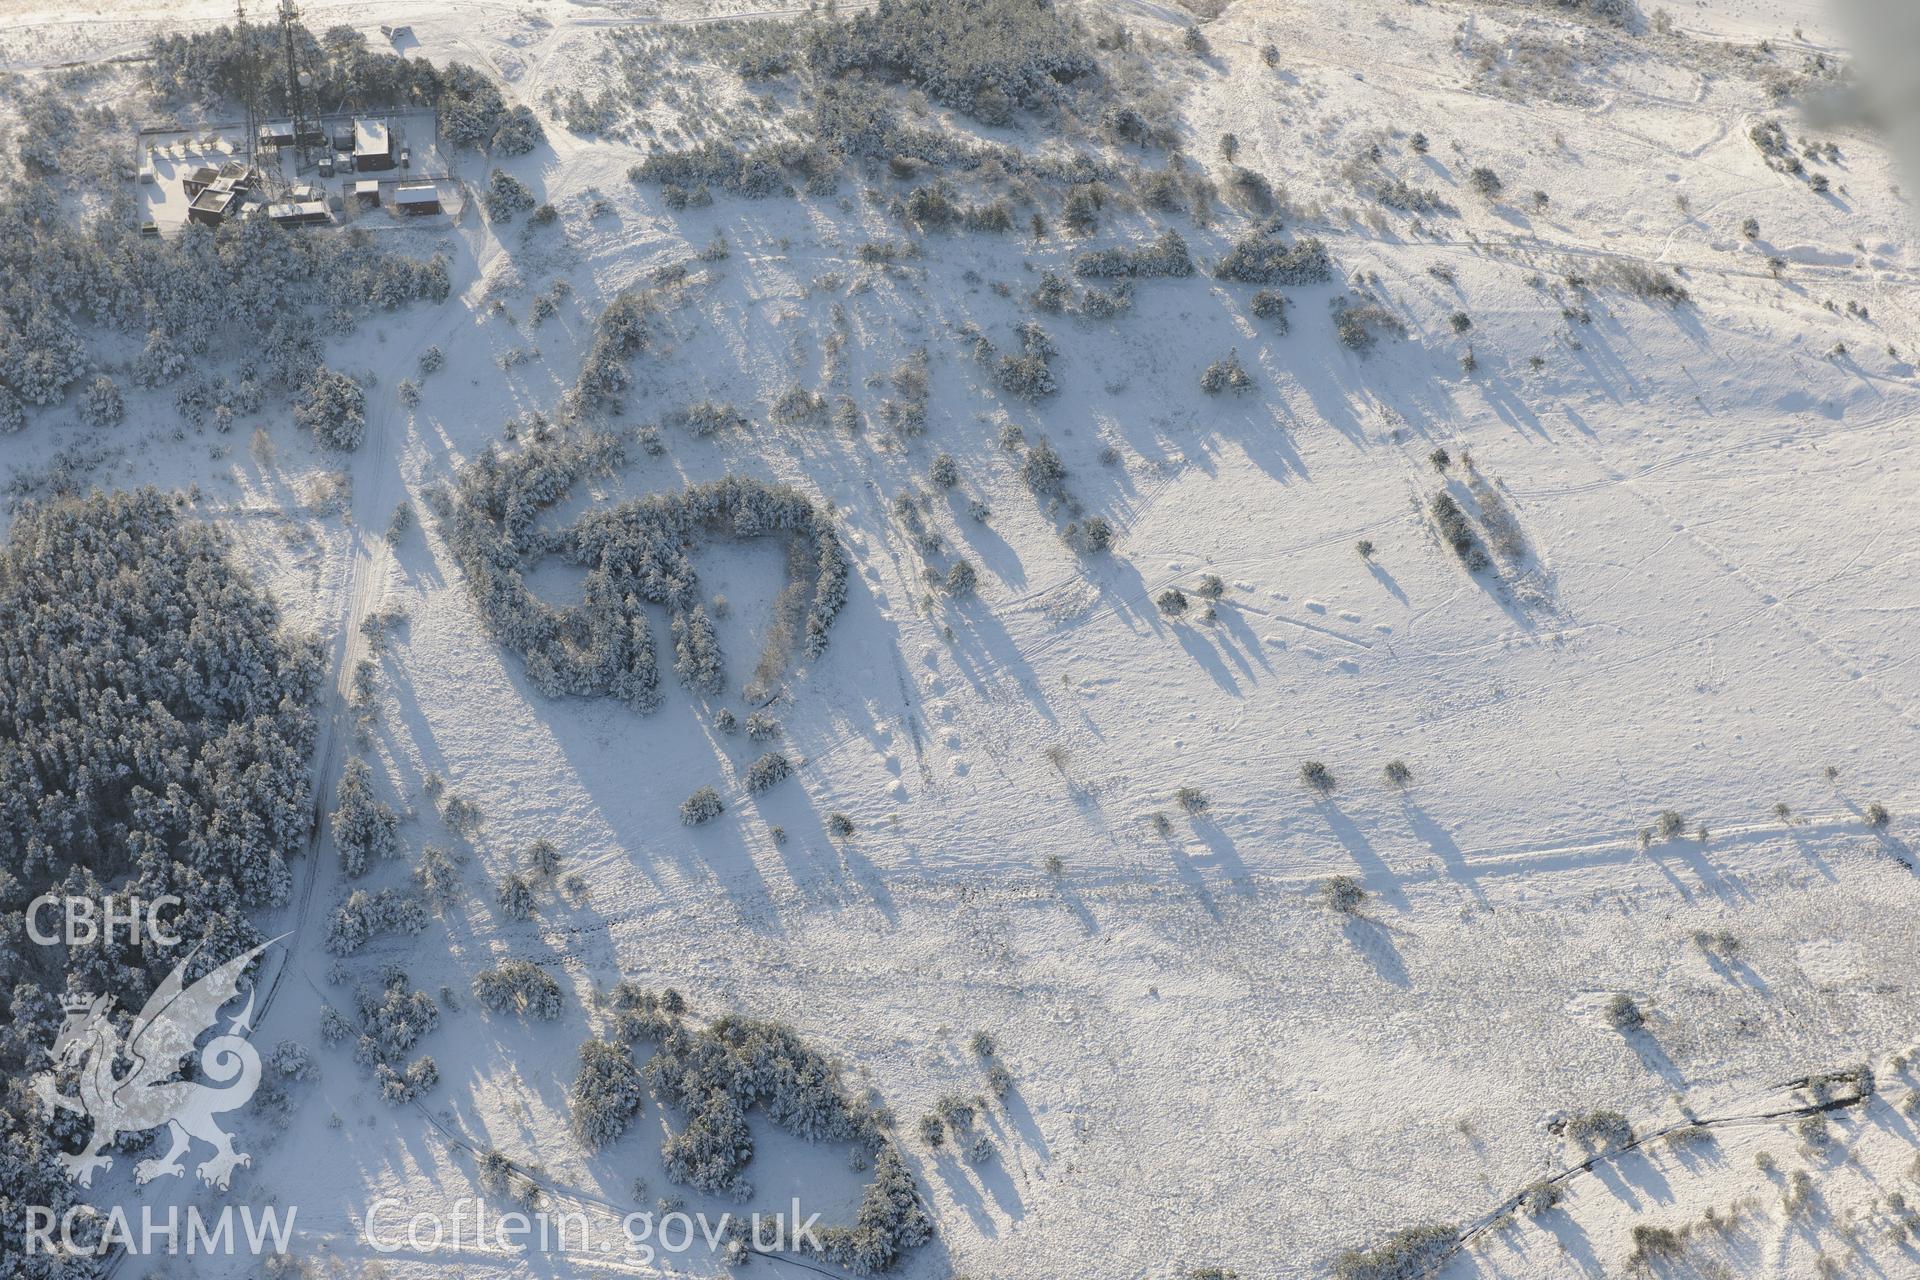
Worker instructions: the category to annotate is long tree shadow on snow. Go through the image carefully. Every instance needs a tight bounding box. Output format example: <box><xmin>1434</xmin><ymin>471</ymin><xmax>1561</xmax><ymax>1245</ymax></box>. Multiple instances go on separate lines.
<box><xmin>1313</xmin><ymin>797</ymin><xmax>1411</xmax><ymax>913</ymax></box>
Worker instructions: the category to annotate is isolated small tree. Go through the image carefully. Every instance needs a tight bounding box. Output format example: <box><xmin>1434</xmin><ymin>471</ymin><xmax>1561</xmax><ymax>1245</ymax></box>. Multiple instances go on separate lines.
<box><xmin>1250</xmin><ymin>289</ymin><xmax>1288</xmax><ymax>329</ymax></box>
<box><xmin>1605</xmin><ymin>994</ymin><xmax>1645</xmax><ymax>1033</ymax></box>
<box><xmin>1468</xmin><ymin>166</ymin><xmax>1503</xmax><ymax>199</ymax></box>
<box><xmin>1157</xmin><ymin>587</ymin><xmax>1189</xmax><ymax>615</ymax></box>
<box><xmin>1382</xmin><ymin>759</ymin><xmax>1412</xmax><ymax>788</ymax></box>
<box><xmin>386</xmin><ymin>502</ymin><xmax>413</xmax><ymax>545</ymax></box>
<box><xmin>744</xmin><ymin>751</ymin><xmax>791</xmax><ymax>793</ymax></box>
<box><xmin>745</xmin><ymin>711</ymin><xmax>781</xmax><ymax>741</ymax></box>
<box><xmin>1300</xmin><ymin>760</ymin><xmax>1336</xmax><ymax>794</ymax></box>
<box><xmin>681</xmin><ymin>786</ymin><xmax>725</xmax><ymax>825</ymax></box>
<box><xmin>929</xmin><ymin>452</ymin><xmax>958</xmax><ymax>488</ymax></box>
<box><xmin>295</xmin><ymin>367</ymin><xmax>368</xmax><ymax>450</ymax></box>
<box><xmin>415</xmin><ymin>844</ymin><xmax>463</xmax><ymax>908</ymax></box>
<box><xmin>1741</xmin><ymin>215</ymin><xmax>1760</xmax><ymax>239</ymax></box>
<box><xmin>1200</xmin><ymin>350</ymin><xmax>1253</xmax><ymax>395</ymax></box>
<box><xmin>80</xmin><ymin>374</ymin><xmax>124</xmax><ymax>427</ymax></box>
<box><xmin>1865</xmin><ymin>803</ymin><xmax>1891</xmax><ymax>829</ymax></box>
<box><xmin>525</xmin><ymin>838</ymin><xmax>561</xmax><ymax>878</ymax></box>
<box><xmin>828</xmin><ymin>811</ymin><xmax>855</xmax><ymax>837</ymax></box>
<box><xmin>1322</xmin><ymin>875</ymin><xmax>1366</xmax><ymax>915</ymax></box>
<box><xmin>1074</xmin><ymin>515</ymin><xmax>1113</xmax><ymax>552</ymax></box>
<box><xmin>483</xmin><ymin>168</ymin><xmax>536</xmax><ymax>221</ymax></box>
<box><xmin>1175</xmin><ymin>786</ymin><xmax>1208</xmax><ymax>813</ymax></box>
<box><xmin>1022</xmin><ymin>438</ymin><xmax>1067</xmax><ymax>492</ymax></box>
<box><xmin>497</xmin><ymin>872</ymin><xmax>535</xmax><ymax>920</ymax></box>
<box><xmin>945</xmin><ymin>559</ymin><xmax>978</xmax><ymax>596</ymax></box>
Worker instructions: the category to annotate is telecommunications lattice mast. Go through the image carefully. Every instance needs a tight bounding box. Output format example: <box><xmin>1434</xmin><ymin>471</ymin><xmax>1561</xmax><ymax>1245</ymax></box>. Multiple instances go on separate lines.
<box><xmin>278</xmin><ymin>0</ymin><xmax>310</xmax><ymax>167</ymax></box>
<box><xmin>234</xmin><ymin>0</ymin><xmax>256</xmax><ymax>170</ymax></box>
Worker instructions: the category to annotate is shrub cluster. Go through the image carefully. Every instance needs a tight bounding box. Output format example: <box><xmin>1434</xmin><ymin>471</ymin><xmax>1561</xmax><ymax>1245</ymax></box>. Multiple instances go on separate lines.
<box><xmin>805</xmin><ymin>0</ymin><xmax>1097</xmax><ymax>122</ymax></box>
<box><xmin>1333</xmin><ymin>298</ymin><xmax>1406</xmax><ymax>351</ymax></box>
<box><xmin>629</xmin><ymin>139</ymin><xmax>787</xmax><ymax>200</ymax></box>
<box><xmin>995</xmin><ymin>322</ymin><xmax>1059</xmax><ymax>400</ymax></box>
<box><xmin>1429</xmin><ymin>493</ymin><xmax>1490</xmax><ymax>571</ymax></box>
<box><xmin>1071</xmin><ymin>229</ymin><xmax>1194</xmax><ymax>280</ymax></box>
<box><xmin>1332</xmin><ymin>1224</ymin><xmax>1457</xmax><ymax>1280</ymax></box>
<box><xmin>331</xmin><ymin>757</ymin><xmax>399</xmax><ymax>874</ymax></box>
<box><xmin>325</xmin><ymin>887</ymin><xmax>429</xmax><ymax>956</ymax></box>
<box><xmin>1215</xmin><ymin>228</ymin><xmax>1333</xmax><ymax>285</ymax></box>
<box><xmin>472</xmin><ymin>958</ymin><xmax>565</xmax><ymax>1019</ymax></box>
<box><xmin>569</xmin><ymin>1038</ymin><xmax>646</xmax><ymax>1150</ymax></box>
<box><xmin>1200</xmin><ymin>351</ymin><xmax>1253</xmax><ymax>395</ymax></box>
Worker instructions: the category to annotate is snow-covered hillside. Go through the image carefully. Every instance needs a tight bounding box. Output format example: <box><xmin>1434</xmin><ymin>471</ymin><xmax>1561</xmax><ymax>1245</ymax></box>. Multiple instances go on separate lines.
<box><xmin>1</xmin><ymin>0</ymin><xmax>1916</xmax><ymax>1276</ymax></box>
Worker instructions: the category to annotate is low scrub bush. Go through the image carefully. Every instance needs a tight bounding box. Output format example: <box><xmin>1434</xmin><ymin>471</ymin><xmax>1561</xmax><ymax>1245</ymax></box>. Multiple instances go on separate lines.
<box><xmin>1215</xmin><ymin>229</ymin><xmax>1332</xmax><ymax>285</ymax></box>
<box><xmin>473</xmin><ymin>958</ymin><xmax>564</xmax><ymax>1019</ymax></box>
<box><xmin>681</xmin><ymin>786</ymin><xmax>725</xmax><ymax>825</ymax></box>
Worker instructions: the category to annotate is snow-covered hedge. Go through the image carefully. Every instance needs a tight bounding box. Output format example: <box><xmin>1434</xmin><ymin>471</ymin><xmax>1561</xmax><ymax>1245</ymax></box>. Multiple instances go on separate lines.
<box><xmin>1215</xmin><ymin>228</ymin><xmax>1334</xmax><ymax>286</ymax></box>
<box><xmin>446</xmin><ymin>431</ymin><xmax>849</xmax><ymax>712</ymax></box>
<box><xmin>608</xmin><ymin>987</ymin><xmax>933</xmax><ymax>1270</ymax></box>
<box><xmin>1071</xmin><ymin>229</ymin><xmax>1195</xmax><ymax>280</ymax></box>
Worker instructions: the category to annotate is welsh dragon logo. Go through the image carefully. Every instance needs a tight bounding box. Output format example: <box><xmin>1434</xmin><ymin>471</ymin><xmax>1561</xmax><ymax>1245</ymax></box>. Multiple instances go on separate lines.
<box><xmin>32</xmin><ymin>937</ymin><xmax>283</xmax><ymax>1190</ymax></box>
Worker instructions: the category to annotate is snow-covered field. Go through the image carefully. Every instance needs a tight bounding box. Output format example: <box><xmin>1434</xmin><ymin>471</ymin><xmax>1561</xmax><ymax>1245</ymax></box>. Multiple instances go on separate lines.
<box><xmin>3</xmin><ymin>0</ymin><xmax>1918</xmax><ymax>1276</ymax></box>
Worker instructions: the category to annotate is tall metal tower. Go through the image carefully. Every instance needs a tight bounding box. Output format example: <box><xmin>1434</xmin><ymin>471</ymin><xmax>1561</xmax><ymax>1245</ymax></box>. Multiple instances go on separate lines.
<box><xmin>235</xmin><ymin>0</ymin><xmax>256</xmax><ymax>171</ymax></box>
<box><xmin>278</xmin><ymin>0</ymin><xmax>309</xmax><ymax>167</ymax></box>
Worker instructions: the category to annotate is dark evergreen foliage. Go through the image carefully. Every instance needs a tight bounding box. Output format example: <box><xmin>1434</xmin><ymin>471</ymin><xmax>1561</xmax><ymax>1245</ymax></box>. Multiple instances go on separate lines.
<box><xmin>445</xmin><ymin>430</ymin><xmax>848</xmax><ymax>713</ymax></box>
<box><xmin>804</xmin><ymin>0</ymin><xmax>1096</xmax><ymax>121</ymax></box>
<box><xmin>0</xmin><ymin>490</ymin><xmax>320</xmax><ymax>1280</ymax></box>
